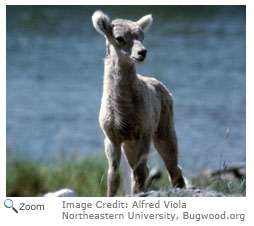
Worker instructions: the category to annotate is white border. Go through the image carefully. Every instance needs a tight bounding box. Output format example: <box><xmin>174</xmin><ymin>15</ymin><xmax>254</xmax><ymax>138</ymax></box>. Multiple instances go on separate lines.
<box><xmin>1</xmin><ymin>0</ymin><xmax>249</xmax><ymax>5</ymax></box>
<box><xmin>0</xmin><ymin>1</ymin><xmax>6</xmax><ymax>198</ymax></box>
<box><xmin>1</xmin><ymin>1</ymin><xmax>252</xmax><ymax>225</ymax></box>
<box><xmin>246</xmin><ymin>0</ymin><xmax>253</xmax><ymax>198</ymax></box>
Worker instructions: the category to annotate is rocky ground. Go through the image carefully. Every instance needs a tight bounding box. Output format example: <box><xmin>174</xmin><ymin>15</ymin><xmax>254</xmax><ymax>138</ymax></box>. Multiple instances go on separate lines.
<box><xmin>44</xmin><ymin>163</ymin><xmax>245</xmax><ymax>197</ymax></box>
<box><xmin>134</xmin><ymin>188</ymin><xmax>226</xmax><ymax>197</ymax></box>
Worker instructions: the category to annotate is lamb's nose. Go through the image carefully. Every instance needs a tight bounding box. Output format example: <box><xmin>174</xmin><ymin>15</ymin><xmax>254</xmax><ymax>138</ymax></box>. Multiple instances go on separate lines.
<box><xmin>138</xmin><ymin>49</ymin><xmax>147</xmax><ymax>58</ymax></box>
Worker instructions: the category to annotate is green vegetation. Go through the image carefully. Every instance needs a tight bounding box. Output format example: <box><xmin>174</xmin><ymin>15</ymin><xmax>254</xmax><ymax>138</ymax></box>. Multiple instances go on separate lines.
<box><xmin>6</xmin><ymin>151</ymin><xmax>245</xmax><ymax>197</ymax></box>
<box><xmin>192</xmin><ymin>176</ymin><xmax>246</xmax><ymax>196</ymax></box>
<box><xmin>211</xmin><ymin>177</ymin><xmax>246</xmax><ymax>195</ymax></box>
<box><xmin>7</xmin><ymin>152</ymin><xmax>124</xmax><ymax>197</ymax></box>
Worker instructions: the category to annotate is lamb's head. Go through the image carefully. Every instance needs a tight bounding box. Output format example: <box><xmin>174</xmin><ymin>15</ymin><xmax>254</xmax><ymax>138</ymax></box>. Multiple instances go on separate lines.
<box><xmin>92</xmin><ymin>11</ymin><xmax>153</xmax><ymax>63</ymax></box>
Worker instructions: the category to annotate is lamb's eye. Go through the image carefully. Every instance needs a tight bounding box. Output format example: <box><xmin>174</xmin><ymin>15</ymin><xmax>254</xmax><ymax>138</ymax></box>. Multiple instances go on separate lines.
<box><xmin>115</xmin><ymin>37</ymin><xmax>126</xmax><ymax>45</ymax></box>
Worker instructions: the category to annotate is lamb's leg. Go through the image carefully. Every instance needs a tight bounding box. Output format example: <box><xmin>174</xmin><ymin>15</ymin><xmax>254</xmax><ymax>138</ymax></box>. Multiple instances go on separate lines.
<box><xmin>104</xmin><ymin>138</ymin><xmax>121</xmax><ymax>197</ymax></box>
<box><xmin>121</xmin><ymin>153</ymin><xmax>132</xmax><ymax>196</ymax></box>
<box><xmin>122</xmin><ymin>134</ymin><xmax>150</xmax><ymax>195</ymax></box>
<box><xmin>153</xmin><ymin>134</ymin><xmax>185</xmax><ymax>188</ymax></box>
<box><xmin>153</xmin><ymin>106</ymin><xmax>185</xmax><ymax>188</ymax></box>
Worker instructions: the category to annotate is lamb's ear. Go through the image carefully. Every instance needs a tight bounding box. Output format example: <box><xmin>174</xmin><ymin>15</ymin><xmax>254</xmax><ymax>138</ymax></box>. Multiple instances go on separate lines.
<box><xmin>137</xmin><ymin>14</ymin><xmax>153</xmax><ymax>32</ymax></box>
<box><xmin>92</xmin><ymin>11</ymin><xmax>112</xmax><ymax>36</ymax></box>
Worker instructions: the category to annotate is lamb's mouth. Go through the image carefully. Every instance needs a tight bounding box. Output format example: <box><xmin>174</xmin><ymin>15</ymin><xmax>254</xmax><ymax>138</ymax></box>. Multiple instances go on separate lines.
<box><xmin>133</xmin><ymin>57</ymin><xmax>145</xmax><ymax>62</ymax></box>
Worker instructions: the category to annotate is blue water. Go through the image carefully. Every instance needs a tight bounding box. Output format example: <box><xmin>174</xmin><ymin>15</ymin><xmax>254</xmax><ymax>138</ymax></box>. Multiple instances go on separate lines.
<box><xmin>6</xmin><ymin>6</ymin><xmax>246</xmax><ymax>175</ymax></box>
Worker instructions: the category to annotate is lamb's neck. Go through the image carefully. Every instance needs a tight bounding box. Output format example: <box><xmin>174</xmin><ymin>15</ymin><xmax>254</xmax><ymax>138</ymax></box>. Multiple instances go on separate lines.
<box><xmin>104</xmin><ymin>56</ymin><xmax>139</xmax><ymax>98</ymax></box>
<box><xmin>106</xmin><ymin>56</ymin><xmax>137</xmax><ymax>80</ymax></box>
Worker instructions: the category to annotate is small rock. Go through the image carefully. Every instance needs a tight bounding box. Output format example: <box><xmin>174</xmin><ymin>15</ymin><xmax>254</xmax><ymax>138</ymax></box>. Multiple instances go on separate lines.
<box><xmin>44</xmin><ymin>188</ymin><xmax>77</xmax><ymax>197</ymax></box>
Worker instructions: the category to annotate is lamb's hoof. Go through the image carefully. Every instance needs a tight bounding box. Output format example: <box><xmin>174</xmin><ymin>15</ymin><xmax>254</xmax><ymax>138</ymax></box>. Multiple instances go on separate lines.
<box><xmin>173</xmin><ymin>176</ymin><xmax>186</xmax><ymax>189</ymax></box>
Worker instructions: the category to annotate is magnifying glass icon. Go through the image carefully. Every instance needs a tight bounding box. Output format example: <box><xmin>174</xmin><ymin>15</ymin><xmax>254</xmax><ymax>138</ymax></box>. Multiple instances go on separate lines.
<box><xmin>4</xmin><ymin>199</ymin><xmax>18</xmax><ymax>213</ymax></box>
